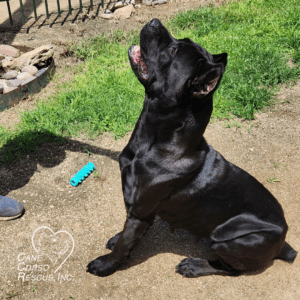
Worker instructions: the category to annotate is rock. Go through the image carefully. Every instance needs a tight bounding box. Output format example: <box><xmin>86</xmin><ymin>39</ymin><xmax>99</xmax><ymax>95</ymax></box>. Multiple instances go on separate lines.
<box><xmin>101</xmin><ymin>13</ymin><xmax>114</xmax><ymax>19</ymax></box>
<box><xmin>104</xmin><ymin>9</ymin><xmax>112</xmax><ymax>14</ymax></box>
<box><xmin>6</xmin><ymin>79</ymin><xmax>22</xmax><ymax>88</ymax></box>
<box><xmin>3</xmin><ymin>70</ymin><xmax>18</xmax><ymax>79</ymax></box>
<box><xmin>36</xmin><ymin>68</ymin><xmax>47</xmax><ymax>77</ymax></box>
<box><xmin>2</xmin><ymin>45</ymin><xmax>54</xmax><ymax>72</ymax></box>
<box><xmin>124</xmin><ymin>0</ymin><xmax>135</xmax><ymax>4</ymax></box>
<box><xmin>0</xmin><ymin>84</ymin><xmax>3</xmax><ymax>94</ymax></box>
<box><xmin>0</xmin><ymin>45</ymin><xmax>20</xmax><ymax>58</ymax></box>
<box><xmin>0</xmin><ymin>66</ymin><xmax>5</xmax><ymax>77</ymax></box>
<box><xmin>112</xmin><ymin>1</ymin><xmax>124</xmax><ymax>11</ymax></box>
<box><xmin>21</xmin><ymin>76</ymin><xmax>36</xmax><ymax>86</ymax></box>
<box><xmin>21</xmin><ymin>65</ymin><xmax>38</xmax><ymax>76</ymax></box>
<box><xmin>3</xmin><ymin>86</ymin><xmax>17</xmax><ymax>94</ymax></box>
<box><xmin>153</xmin><ymin>0</ymin><xmax>167</xmax><ymax>4</ymax></box>
<box><xmin>17</xmin><ymin>72</ymin><xmax>34</xmax><ymax>81</ymax></box>
<box><xmin>114</xmin><ymin>4</ymin><xmax>135</xmax><ymax>20</ymax></box>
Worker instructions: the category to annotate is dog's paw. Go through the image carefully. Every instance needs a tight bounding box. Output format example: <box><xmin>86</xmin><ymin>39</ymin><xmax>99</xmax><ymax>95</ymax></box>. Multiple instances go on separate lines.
<box><xmin>106</xmin><ymin>232</ymin><xmax>121</xmax><ymax>251</ymax></box>
<box><xmin>176</xmin><ymin>258</ymin><xmax>239</xmax><ymax>278</ymax></box>
<box><xmin>176</xmin><ymin>258</ymin><xmax>204</xmax><ymax>278</ymax></box>
<box><xmin>87</xmin><ymin>253</ymin><xmax>117</xmax><ymax>277</ymax></box>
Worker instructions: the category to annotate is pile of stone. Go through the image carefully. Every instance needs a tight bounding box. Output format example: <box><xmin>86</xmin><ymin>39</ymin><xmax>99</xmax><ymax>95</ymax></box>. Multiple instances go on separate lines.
<box><xmin>101</xmin><ymin>0</ymin><xmax>137</xmax><ymax>20</ymax></box>
<box><xmin>101</xmin><ymin>0</ymin><xmax>167</xmax><ymax>20</ymax></box>
<box><xmin>0</xmin><ymin>44</ymin><xmax>54</xmax><ymax>95</ymax></box>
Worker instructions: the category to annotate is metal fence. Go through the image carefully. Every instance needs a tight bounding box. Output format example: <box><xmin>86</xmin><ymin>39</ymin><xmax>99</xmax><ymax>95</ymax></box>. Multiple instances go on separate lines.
<box><xmin>2</xmin><ymin>0</ymin><xmax>105</xmax><ymax>26</ymax></box>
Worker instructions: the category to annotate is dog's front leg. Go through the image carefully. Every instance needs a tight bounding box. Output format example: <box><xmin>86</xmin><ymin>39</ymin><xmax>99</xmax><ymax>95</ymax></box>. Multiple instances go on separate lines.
<box><xmin>87</xmin><ymin>212</ymin><xmax>153</xmax><ymax>277</ymax></box>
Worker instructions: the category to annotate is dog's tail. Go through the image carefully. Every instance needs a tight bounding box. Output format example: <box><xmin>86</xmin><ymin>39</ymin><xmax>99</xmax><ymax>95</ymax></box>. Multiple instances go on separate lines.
<box><xmin>276</xmin><ymin>242</ymin><xmax>297</xmax><ymax>263</ymax></box>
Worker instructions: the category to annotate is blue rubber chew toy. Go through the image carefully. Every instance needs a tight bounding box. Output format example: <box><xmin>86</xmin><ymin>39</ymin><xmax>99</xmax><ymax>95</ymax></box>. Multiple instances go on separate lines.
<box><xmin>70</xmin><ymin>162</ymin><xmax>95</xmax><ymax>187</ymax></box>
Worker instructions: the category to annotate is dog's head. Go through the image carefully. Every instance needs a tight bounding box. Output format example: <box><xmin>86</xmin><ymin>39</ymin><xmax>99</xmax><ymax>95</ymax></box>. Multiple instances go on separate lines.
<box><xmin>128</xmin><ymin>19</ymin><xmax>227</xmax><ymax>104</ymax></box>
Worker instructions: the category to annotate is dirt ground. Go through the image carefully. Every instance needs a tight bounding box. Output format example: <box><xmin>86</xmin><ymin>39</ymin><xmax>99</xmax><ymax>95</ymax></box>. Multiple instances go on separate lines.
<box><xmin>1</xmin><ymin>0</ymin><xmax>300</xmax><ymax>299</ymax></box>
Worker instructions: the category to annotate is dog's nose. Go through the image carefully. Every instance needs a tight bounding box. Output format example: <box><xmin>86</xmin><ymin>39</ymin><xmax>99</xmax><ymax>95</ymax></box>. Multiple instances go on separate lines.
<box><xmin>149</xmin><ymin>18</ymin><xmax>159</xmax><ymax>27</ymax></box>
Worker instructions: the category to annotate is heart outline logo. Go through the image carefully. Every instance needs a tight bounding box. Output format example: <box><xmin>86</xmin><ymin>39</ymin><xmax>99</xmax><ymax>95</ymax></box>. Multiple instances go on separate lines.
<box><xmin>32</xmin><ymin>226</ymin><xmax>74</xmax><ymax>273</ymax></box>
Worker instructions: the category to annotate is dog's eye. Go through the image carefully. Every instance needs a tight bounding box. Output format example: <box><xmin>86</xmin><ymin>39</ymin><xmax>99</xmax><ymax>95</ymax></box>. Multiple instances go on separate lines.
<box><xmin>171</xmin><ymin>48</ymin><xmax>176</xmax><ymax>55</ymax></box>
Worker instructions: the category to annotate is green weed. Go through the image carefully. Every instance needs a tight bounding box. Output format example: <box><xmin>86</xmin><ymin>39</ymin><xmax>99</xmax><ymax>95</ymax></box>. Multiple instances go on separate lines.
<box><xmin>267</xmin><ymin>176</ymin><xmax>282</xmax><ymax>183</ymax></box>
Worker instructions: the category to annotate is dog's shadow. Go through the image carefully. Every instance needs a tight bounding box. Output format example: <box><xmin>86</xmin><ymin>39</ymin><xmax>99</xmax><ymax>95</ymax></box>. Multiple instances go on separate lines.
<box><xmin>117</xmin><ymin>217</ymin><xmax>217</xmax><ymax>272</ymax></box>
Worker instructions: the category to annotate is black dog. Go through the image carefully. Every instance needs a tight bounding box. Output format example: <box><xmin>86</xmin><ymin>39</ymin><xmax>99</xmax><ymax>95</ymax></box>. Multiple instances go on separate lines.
<box><xmin>87</xmin><ymin>19</ymin><xmax>297</xmax><ymax>277</ymax></box>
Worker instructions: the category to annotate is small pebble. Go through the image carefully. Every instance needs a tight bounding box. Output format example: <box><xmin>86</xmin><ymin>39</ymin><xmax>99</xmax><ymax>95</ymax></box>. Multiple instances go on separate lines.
<box><xmin>17</xmin><ymin>72</ymin><xmax>33</xmax><ymax>81</ymax></box>
<box><xmin>6</xmin><ymin>79</ymin><xmax>22</xmax><ymax>87</ymax></box>
<box><xmin>3</xmin><ymin>70</ymin><xmax>18</xmax><ymax>80</ymax></box>
<box><xmin>101</xmin><ymin>13</ymin><xmax>114</xmax><ymax>19</ymax></box>
<box><xmin>0</xmin><ymin>84</ymin><xmax>3</xmax><ymax>94</ymax></box>
<box><xmin>112</xmin><ymin>1</ymin><xmax>124</xmax><ymax>10</ymax></box>
<box><xmin>104</xmin><ymin>9</ymin><xmax>112</xmax><ymax>14</ymax></box>
<box><xmin>21</xmin><ymin>65</ymin><xmax>38</xmax><ymax>76</ymax></box>
<box><xmin>35</xmin><ymin>68</ymin><xmax>47</xmax><ymax>77</ymax></box>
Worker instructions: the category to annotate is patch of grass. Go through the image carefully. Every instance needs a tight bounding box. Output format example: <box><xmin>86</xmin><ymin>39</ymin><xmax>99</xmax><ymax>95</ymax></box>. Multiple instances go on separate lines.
<box><xmin>1</xmin><ymin>0</ymin><xmax>300</xmax><ymax>163</ymax></box>
<box><xmin>169</xmin><ymin>0</ymin><xmax>300</xmax><ymax>119</ymax></box>
<box><xmin>93</xmin><ymin>170</ymin><xmax>99</xmax><ymax>178</ymax></box>
<box><xmin>267</xmin><ymin>176</ymin><xmax>282</xmax><ymax>183</ymax></box>
<box><xmin>21</xmin><ymin>40</ymin><xmax>144</xmax><ymax>139</ymax></box>
<box><xmin>82</xmin><ymin>146</ymin><xmax>92</xmax><ymax>156</ymax></box>
<box><xmin>5</xmin><ymin>292</ymin><xmax>17</xmax><ymax>298</ymax></box>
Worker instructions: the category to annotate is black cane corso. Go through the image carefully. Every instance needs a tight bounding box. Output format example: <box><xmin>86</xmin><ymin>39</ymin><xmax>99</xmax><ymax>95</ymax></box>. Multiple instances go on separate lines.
<box><xmin>87</xmin><ymin>18</ymin><xmax>297</xmax><ymax>277</ymax></box>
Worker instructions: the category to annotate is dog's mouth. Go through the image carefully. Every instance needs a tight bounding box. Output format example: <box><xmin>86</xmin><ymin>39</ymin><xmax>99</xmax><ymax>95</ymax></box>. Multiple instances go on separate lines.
<box><xmin>129</xmin><ymin>45</ymin><xmax>149</xmax><ymax>80</ymax></box>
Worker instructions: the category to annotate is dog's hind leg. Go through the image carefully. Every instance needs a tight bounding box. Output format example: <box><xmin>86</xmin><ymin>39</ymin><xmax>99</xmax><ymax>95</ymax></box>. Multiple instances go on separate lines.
<box><xmin>176</xmin><ymin>257</ymin><xmax>241</xmax><ymax>278</ymax></box>
<box><xmin>209</xmin><ymin>214</ymin><xmax>290</xmax><ymax>274</ymax></box>
<box><xmin>177</xmin><ymin>214</ymin><xmax>292</xmax><ymax>278</ymax></box>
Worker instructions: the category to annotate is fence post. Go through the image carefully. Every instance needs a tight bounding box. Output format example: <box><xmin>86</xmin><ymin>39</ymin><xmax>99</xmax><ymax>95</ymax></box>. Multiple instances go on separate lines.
<box><xmin>45</xmin><ymin>0</ymin><xmax>50</xmax><ymax>19</ymax></box>
<box><xmin>90</xmin><ymin>0</ymin><xmax>93</xmax><ymax>11</ymax></box>
<box><xmin>79</xmin><ymin>0</ymin><xmax>83</xmax><ymax>13</ymax></box>
<box><xmin>6</xmin><ymin>0</ymin><xmax>13</xmax><ymax>25</ymax></box>
<box><xmin>56</xmin><ymin>0</ymin><xmax>61</xmax><ymax>17</ymax></box>
<box><xmin>32</xmin><ymin>0</ymin><xmax>38</xmax><ymax>21</ymax></box>
<box><xmin>18</xmin><ymin>0</ymin><xmax>25</xmax><ymax>24</ymax></box>
<box><xmin>68</xmin><ymin>0</ymin><xmax>72</xmax><ymax>14</ymax></box>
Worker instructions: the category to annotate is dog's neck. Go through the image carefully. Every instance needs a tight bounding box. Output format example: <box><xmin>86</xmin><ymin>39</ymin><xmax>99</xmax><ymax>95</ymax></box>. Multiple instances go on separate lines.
<box><xmin>142</xmin><ymin>94</ymin><xmax>213</xmax><ymax>154</ymax></box>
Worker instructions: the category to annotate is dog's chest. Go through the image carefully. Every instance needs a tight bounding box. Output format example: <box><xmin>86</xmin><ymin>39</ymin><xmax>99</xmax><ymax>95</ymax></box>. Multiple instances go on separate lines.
<box><xmin>157</xmin><ymin>195</ymin><xmax>210</xmax><ymax>237</ymax></box>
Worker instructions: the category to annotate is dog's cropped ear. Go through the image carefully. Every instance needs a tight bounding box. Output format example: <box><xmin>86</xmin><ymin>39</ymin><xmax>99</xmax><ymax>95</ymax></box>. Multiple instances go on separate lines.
<box><xmin>188</xmin><ymin>53</ymin><xmax>227</xmax><ymax>99</ymax></box>
<box><xmin>212</xmin><ymin>52</ymin><xmax>228</xmax><ymax>66</ymax></box>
